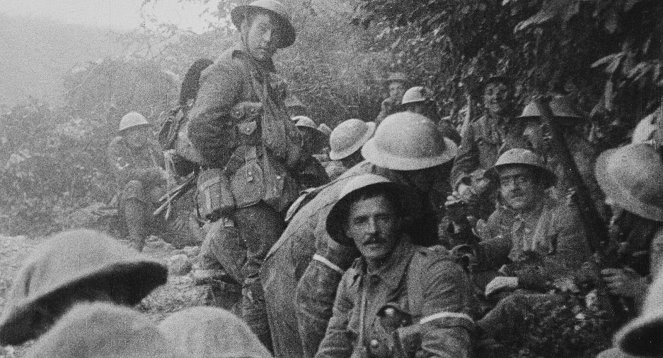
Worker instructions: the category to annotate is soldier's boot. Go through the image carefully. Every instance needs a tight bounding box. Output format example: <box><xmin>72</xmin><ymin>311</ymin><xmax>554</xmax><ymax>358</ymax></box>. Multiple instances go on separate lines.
<box><xmin>125</xmin><ymin>198</ymin><xmax>149</xmax><ymax>252</ymax></box>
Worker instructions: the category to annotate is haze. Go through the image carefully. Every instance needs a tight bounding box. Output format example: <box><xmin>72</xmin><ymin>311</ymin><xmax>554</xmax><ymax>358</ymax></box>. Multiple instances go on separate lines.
<box><xmin>0</xmin><ymin>0</ymin><xmax>216</xmax><ymax>33</ymax></box>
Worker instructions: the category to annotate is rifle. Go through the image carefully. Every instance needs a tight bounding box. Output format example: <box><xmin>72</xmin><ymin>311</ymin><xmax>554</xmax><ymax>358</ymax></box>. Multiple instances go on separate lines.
<box><xmin>534</xmin><ymin>97</ymin><xmax>629</xmax><ymax>319</ymax></box>
<box><xmin>153</xmin><ymin>174</ymin><xmax>196</xmax><ymax>219</ymax></box>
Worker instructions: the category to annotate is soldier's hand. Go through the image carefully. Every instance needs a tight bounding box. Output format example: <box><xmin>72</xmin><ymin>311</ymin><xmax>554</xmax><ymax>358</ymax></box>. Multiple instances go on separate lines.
<box><xmin>601</xmin><ymin>267</ymin><xmax>648</xmax><ymax>298</ymax></box>
<box><xmin>485</xmin><ymin>276</ymin><xmax>518</xmax><ymax>297</ymax></box>
<box><xmin>456</xmin><ymin>183</ymin><xmax>478</xmax><ymax>203</ymax></box>
<box><xmin>445</xmin><ymin>192</ymin><xmax>468</xmax><ymax>223</ymax></box>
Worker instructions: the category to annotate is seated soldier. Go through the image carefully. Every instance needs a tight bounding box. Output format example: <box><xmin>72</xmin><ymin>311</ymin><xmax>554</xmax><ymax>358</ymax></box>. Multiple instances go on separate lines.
<box><xmin>449</xmin><ymin>149</ymin><xmax>590</xmax><ymax>342</ymax></box>
<box><xmin>594</xmin><ymin>143</ymin><xmax>663</xmax><ymax>311</ymax></box>
<box><xmin>326</xmin><ymin>118</ymin><xmax>376</xmax><ymax>180</ymax></box>
<box><xmin>294</xmin><ymin>115</ymin><xmax>330</xmax><ymax>189</ymax></box>
<box><xmin>107</xmin><ymin>111</ymin><xmax>167</xmax><ymax>251</ymax></box>
<box><xmin>0</xmin><ymin>229</ymin><xmax>167</xmax><ymax>346</ymax></box>
<box><xmin>315</xmin><ymin>174</ymin><xmax>474</xmax><ymax>358</ymax></box>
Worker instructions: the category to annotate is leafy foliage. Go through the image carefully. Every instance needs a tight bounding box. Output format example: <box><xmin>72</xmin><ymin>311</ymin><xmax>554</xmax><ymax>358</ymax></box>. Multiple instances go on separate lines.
<box><xmin>353</xmin><ymin>0</ymin><xmax>663</xmax><ymax>142</ymax></box>
<box><xmin>500</xmin><ymin>292</ymin><xmax>615</xmax><ymax>358</ymax></box>
<box><xmin>0</xmin><ymin>59</ymin><xmax>177</xmax><ymax>236</ymax></box>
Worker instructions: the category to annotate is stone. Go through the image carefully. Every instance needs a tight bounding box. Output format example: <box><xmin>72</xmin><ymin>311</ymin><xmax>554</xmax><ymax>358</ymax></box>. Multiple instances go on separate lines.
<box><xmin>183</xmin><ymin>246</ymin><xmax>200</xmax><ymax>258</ymax></box>
<box><xmin>168</xmin><ymin>254</ymin><xmax>192</xmax><ymax>276</ymax></box>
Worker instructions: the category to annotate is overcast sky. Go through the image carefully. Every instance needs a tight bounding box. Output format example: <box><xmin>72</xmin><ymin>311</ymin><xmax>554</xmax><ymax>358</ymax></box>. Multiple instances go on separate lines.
<box><xmin>0</xmin><ymin>0</ymin><xmax>217</xmax><ymax>32</ymax></box>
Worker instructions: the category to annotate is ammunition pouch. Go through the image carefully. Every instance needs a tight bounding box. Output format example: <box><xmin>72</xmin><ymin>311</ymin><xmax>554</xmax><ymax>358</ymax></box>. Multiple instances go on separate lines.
<box><xmin>196</xmin><ymin>168</ymin><xmax>235</xmax><ymax>221</ymax></box>
<box><xmin>229</xmin><ymin>146</ymin><xmax>265</xmax><ymax>208</ymax></box>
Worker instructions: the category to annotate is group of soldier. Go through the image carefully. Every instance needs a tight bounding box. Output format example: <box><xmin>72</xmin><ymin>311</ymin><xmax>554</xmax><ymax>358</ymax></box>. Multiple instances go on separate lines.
<box><xmin>1</xmin><ymin>0</ymin><xmax>662</xmax><ymax>357</ymax></box>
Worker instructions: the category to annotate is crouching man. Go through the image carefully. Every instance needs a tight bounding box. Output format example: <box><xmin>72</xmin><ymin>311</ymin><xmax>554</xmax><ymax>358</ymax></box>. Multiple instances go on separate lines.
<box><xmin>315</xmin><ymin>174</ymin><xmax>475</xmax><ymax>358</ymax></box>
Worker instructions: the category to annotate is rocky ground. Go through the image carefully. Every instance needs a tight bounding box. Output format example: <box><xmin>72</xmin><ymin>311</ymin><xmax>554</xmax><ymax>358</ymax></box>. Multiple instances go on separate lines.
<box><xmin>0</xmin><ymin>233</ymin><xmax>213</xmax><ymax>357</ymax></box>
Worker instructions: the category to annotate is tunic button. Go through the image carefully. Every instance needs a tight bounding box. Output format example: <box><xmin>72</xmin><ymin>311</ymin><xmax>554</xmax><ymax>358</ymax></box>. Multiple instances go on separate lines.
<box><xmin>370</xmin><ymin>339</ymin><xmax>379</xmax><ymax>349</ymax></box>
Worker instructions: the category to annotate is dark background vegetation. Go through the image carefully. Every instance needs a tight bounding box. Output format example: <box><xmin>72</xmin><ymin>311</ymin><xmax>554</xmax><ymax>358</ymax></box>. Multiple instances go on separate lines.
<box><xmin>0</xmin><ymin>1</ymin><xmax>660</xmax><ymax>355</ymax></box>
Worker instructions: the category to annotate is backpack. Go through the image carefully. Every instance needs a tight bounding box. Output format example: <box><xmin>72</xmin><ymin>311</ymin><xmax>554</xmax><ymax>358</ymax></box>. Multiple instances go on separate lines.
<box><xmin>157</xmin><ymin>58</ymin><xmax>214</xmax><ymax>176</ymax></box>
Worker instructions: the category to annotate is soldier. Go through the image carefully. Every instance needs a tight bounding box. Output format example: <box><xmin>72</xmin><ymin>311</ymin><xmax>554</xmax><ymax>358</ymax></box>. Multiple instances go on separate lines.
<box><xmin>294</xmin><ymin>116</ymin><xmax>331</xmax><ymax>188</ymax></box>
<box><xmin>326</xmin><ymin>118</ymin><xmax>376</xmax><ymax>180</ymax></box>
<box><xmin>516</xmin><ymin>96</ymin><xmax>602</xmax><ymax>208</ymax></box>
<box><xmin>315</xmin><ymin>174</ymin><xmax>474</xmax><ymax>358</ymax></box>
<box><xmin>449</xmin><ymin>149</ymin><xmax>590</xmax><ymax>341</ymax></box>
<box><xmin>601</xmin><ymin>258</ymin><xmax>663</xmax><ymax>357</ymax></box>
<box><xmin>261</xmin><ymin>112</ymin><xmax>457</xmax><ymax>358</ymax></box>
<box><xmin>594</xmin><ymin>143</ymin><xmax>663</xmax><ymax>310</ymax></box>
<box><xmin>0</xmin><ymin>229</ymin><xmax>167</xmax><ymax>346</ymax></box>
<box><xmin>294</xmin><ymin>115</ymin><xmax>328</xmax><ymax>156</ymax></box>
<box><xmin>186</xmin><ymin>0</ymin><xmax>307</xmax><ymax>349</ymax></box>
<box><xmin>375</xmin><ymin>72</ymin><xmax>408</xmax><ymax>125</ymax></box>
<box><xmin>107</xmin><ymin>111</ymin><xmax>166</xmax><ymax>251</ymax></box>
<box><xmin>400</xmin><ymin>86</ymin><xmax>461</xmax><ymax>145</ymax></box>
<box><xmin>450</xmin><ymin>77</ymin><xmax>524</xmax><ymax>219</ymax></box>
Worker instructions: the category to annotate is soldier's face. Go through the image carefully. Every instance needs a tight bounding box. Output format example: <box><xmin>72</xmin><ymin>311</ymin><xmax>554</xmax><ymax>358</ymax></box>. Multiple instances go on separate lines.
<box><xmin>483</xmin><ymin>82</ymin><xmax>511</xmax><ymax>115</ymax></box>
<box><xmin>388</xmin><ymin>82</ymin><xmax>405</xmax><ymax>101</ymax></box>
<box><xmin>499</xmin><ymin>166</ymin><xmax>541</xmax><ymax>211</ymax></box>
<box><xmin>125</xmin><ymin>127</ymin><xmax>150</xmax><ymax>148</ymax></box>
<box><xmin>345</xmin><ymin>194</ymin><xmax>401</xmax><ymax>265</ymax></box>
<box><xmin>523</xmin><ymin>120</ymin><xmax>551</xmax><ymax>152</ymax></box>
<box><xmin>243</xmin><ymin>12</ymin><xmax>280</xmax><ymax>62</ymax></box>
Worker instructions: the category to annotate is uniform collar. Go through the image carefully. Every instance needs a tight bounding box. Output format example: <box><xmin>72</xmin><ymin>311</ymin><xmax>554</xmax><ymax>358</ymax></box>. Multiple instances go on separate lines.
<box><xmin>352</xmin><ymin>237</ymin><xmax>416</xmax><ymax>291</ymax></box>
<box><xmin>230</xmin><ymin>45</ymin><xmax>276</xmax><ymax>73</ymax></box>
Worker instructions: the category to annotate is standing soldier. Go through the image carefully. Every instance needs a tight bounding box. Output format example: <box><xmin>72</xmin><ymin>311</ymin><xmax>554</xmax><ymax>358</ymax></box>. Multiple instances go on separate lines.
<box><xmin>516</xmin><ymin>96</ymin><xmax>601</xmax><ymax>207</ymax></box>
<box><xmin>186</xmin><ymin>0</ymin><xmax>306</xmax><ymax>349</ymax></box>
<box><xmin>315</xmin><ymin>174</ymin><xmax>474</xmax><ymax>358</ymax></box>
<box><xmin>261</xmin><ymin>112</ymin><xmax>458</xmax><ymax>358</ymax></box>
<box><xmin>375</xmin><ymin>72</ymin><xmax>408</xmax><ymax>125</ymax></box>
<box><xmin>450</xmin><ymin>77</ymin><xmax>524</xmax><ymax>219</ymax></box>
<box><xmin>107</xmin><ymin>111</ymin><xmax>166</xmax><ymax>251</ymax></box>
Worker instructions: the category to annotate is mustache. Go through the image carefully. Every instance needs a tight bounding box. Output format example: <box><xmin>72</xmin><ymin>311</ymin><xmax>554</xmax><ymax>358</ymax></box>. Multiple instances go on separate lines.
<box><xmin>362</xmin><ymin>235</ymin><xmax>385</xmax><ymax>245</ymax></box>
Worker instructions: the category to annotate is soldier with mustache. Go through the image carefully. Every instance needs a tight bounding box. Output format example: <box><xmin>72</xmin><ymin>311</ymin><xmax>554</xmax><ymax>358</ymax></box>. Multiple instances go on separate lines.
<box><xmin>449</xmin><ymin>148</ymin><xmax>590</xmax><ymax>346</ymax></box>
<box><xmin>315</xmin><ymin>174</ymin><xmax>474</xmax><ymax>358</ymax></box>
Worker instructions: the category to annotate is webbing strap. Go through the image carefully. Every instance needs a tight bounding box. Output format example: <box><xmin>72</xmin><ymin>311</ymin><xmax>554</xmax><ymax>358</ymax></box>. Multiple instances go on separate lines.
<box><xmin>312</xmin><ymin>254</ymin><xmax>344</xmax><ymax>275</ymax></box>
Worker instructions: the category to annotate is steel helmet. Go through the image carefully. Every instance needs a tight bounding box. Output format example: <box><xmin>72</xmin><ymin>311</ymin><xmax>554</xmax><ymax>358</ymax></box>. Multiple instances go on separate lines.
<box><xmin>326</xmin><ymin>174</ymin><xmax>419</xmax><ymax>245</ymax></box>
<box><xmin>118</xmin><ymin>111</ymin><xmax>150</xmax><ymax>132</ymax></box>
<box><xmin>517</xmin><ymin>96</ymin><xmax>583</xmax><ymax>120</ymax></box>
<box><xmin>401</xmin><ymin>86</ymin><xmax>431</xmax><ymax>106</ymax></box>
<box><xmin>616</xmin><ymin>267</ymin><xmax>663</xmax><ymax>356</ymax></box>
<box><xmin>361</xmin><ymin>112</ymin><xmax>457</xmax><ymax>170</ymax></box>
<box><xmin>492</xmin><ymin>148</ymin><xmax>556</xmax><ymax>188</ymax></box>
<box><xmin>294</xmin><ymin>115</ymin><xmax>317</xmax><ymax>130</ymax></box>
<box><xmin>328</xmin><ymin>119</ymin><xmax>376</xmax><ymax>161</ymax></box>
<box><xmin>317</xmin><ymin>123</ymin><xmax>332</xmax><ymax>137</ymax></box>
<box><xmin>230</xmin><ymin>0</ymin><xmax>295</xmax><ymax>48</ymax></box>
<box><xmin>594</xmin><ymin>143</ymin><xmax>663</xmax><ymax>221</ymax></box>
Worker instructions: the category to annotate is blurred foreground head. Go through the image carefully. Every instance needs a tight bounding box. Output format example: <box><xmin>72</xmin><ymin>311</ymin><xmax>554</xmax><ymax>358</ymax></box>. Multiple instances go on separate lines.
<box><xmin>0</xmin><ymin>229</ymin><xmax>167</xmax><ymax>345</ymax></box>
<box><xmin>25</xmin><ymin>302</ymin><xmax>182</xmax><ymax>358</ymax></box>
<box><xmin>159</xmin><ymin>306</ymin><xmax>271</xmax><ymax>358</ymax></box>
<box><xmin>616</xmin><ymin>266</ymin><xmax>663</xmax><ymax>355</ymax></box>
